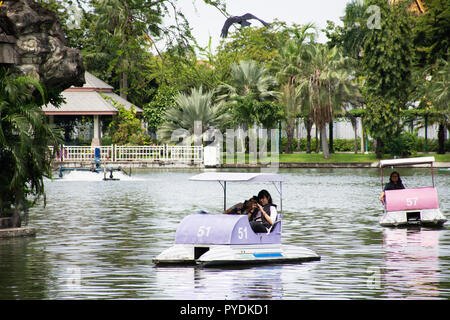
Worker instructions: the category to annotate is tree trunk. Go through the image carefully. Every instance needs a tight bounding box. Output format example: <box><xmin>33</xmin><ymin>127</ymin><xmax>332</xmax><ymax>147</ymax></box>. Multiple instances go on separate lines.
<box><xmin>304</xmin><ymin>118</ymin><xmax>312</xmax><ymax>154</ymax></box>
<box><xmin>285</xmin><ymin>119</ymin><xmax>295</xmax><ymax>153</ymax></box>
<box><xmin>329</xmin><ymin>121</ymin><xmax>334</xmax><ymax>154</ymax></box>
<box><xmin>315</xmin><ymin>126</ymin><xmax>320</xmax><ymax>153</ymax></box>
<box><xmin>375</xmin><ymin>137</ymin><xmax>384</xmax><ymax>159</ymax></box>
<box><xmin>11</xmin><ymin>205</ymin><xmax>21</xmax><ymax>228</ymax></box>
<box><xmin>438</xmin><ymin>122</ymin><xmax>445</xmax><ymax>154</ymax></box>
<box><xmin>321</xmin><ymin>125</ymin><xmax>330</xmax><ymax>159</ymax></box>
<box><xmin>120</xmin><ymin>71</ymin><xmax>128</xmax><ymax>100</ymax></box>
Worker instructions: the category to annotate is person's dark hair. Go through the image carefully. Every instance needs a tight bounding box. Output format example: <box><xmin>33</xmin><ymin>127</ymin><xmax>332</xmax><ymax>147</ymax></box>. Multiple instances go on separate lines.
<box><xmin>257</xmin><ymin>189</ymin><xmax>275</xmax><ymax>206</ymax></box>
<box><xmin>389</xmin><ymin>171</ymin><xmax>402</xmax><ymax>184</ymax></box>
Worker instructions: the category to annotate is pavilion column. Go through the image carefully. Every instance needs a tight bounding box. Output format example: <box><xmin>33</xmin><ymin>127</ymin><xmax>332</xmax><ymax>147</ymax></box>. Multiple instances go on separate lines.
<box><xmin>91</xmin><ymin>115</ymin><xmax>101</xmax><ymax>146</ymax></box>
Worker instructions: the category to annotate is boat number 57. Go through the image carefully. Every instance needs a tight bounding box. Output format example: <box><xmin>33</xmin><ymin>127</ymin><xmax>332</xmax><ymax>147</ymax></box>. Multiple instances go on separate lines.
<box><xmin>406</xmin><ymin>197</ymin><xmax>418</xmax><ymax>206</ymax></box>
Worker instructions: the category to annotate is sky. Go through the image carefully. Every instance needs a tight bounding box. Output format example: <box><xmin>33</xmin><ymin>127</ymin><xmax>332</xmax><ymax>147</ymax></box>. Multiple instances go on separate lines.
<box><xmin>162</xmin><ymin>0</ymin><xmax>352</xmax><ymax>52</ymax></box>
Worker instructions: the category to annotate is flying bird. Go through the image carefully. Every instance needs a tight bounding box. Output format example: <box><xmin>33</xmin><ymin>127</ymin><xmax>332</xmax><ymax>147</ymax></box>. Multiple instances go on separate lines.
<box><xmin>220</xmin><ymin>13</ymin><xmax>270</xmax><ymax>38</ymax></box>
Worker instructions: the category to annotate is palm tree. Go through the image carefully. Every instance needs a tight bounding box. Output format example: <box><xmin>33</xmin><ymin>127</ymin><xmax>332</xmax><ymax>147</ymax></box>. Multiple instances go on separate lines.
<box><xmin>279</xmin><ymin>84</ymin><xmax>303</xmax><ymax>153</ymax></box>
<box><xmin>274</xmin><ymin>24</ymin><xmax>315</xmax><ymax>153</ymax></box>
<box><xmin>421</xmin><ymin>58</ymin><xmax>449</xmax><ymax>153</ymax></box>
<box><xmin>157</xmin><ymin>87</ymin><xmax>228</xmax><ymax>144</ymax></box>
<box><xmin>216</xmin><ymin>60</ymin><xmax>278</xmax><ymax>153</ymax></box>
<box><xmin>0</xmin><ymin>68</ymin><xmax>62</xmax><ymax>227</ymax></box>
<box><xmin>218</xmin><ymin>60</ymin><xmax>278</xmax><ymax>102</ymax></box>
<box><xmin>297</xmin><ymin>44</ymin><xmax>359</xmax><ymax>159</ymax></box>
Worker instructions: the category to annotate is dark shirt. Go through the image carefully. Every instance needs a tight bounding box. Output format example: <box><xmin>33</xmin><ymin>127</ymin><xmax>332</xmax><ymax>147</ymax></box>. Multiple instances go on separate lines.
<box><xmin>384</xmin><ymin>181</ymin><xmax>405</xmax><ymax>191</ymax></box>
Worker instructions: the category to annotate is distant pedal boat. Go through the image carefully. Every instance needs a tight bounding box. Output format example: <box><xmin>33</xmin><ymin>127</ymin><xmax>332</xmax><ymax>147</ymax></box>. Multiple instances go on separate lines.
<box><xmin>379</xmin><ymin>157</ymin><xmax>447</xmax><ymax>228</ymax></box>
<box><xmin>153</xmin><ymin>172</ymin><xmax>320</xmax><ymax>267</ymax></box>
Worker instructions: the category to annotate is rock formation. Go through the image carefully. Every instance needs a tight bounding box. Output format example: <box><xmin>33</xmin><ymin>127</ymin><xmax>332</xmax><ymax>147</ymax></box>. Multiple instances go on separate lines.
<box><xmin>0</xmin><ymin>0</ymin><xmax>85</xmax><ymax>90</ymax></box>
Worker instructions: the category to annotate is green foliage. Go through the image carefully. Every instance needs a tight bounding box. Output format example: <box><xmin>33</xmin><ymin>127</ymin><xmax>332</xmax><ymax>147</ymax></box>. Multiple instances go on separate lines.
<box><xmin>281</xmin><ymin>137</ymin><xmax>363</xmax><ymax>153</ymax></box>
<box><xmin>362</xmin><ymin>0</ymin><xmax>415</xmax><ymax>157</ymax></box>
<box><xmin>413</xmin><ymin>0</ymin><xmax>450</xmax><ymax>67</ymax></box>
<box><xmin>157</xmin><ymin>87</ymin><xmax>228</xmax><ymax>144</ymax></box>
<box><xmin>143</xmin><ymin>85</ymin><xmax>178</xmax><ymax>133</ymax></box>
<box><xmin>385</xmin><ymin>131</ymin><xmax>417</xmax><ymax>157</ymax></box>
<box><xmin>0</xmin><ymin>68</ymin><xmax>62</xmax><ymax>224</ymax></box>
<box><xmin>223</xmin><ymin>94</ymin><xmax>284</xmax><ymax>129</ymax></box>
<box><xmin>107</xmin><ymin>106</ymin><xmax>151</xmax><ymax>145</ymax></box>
<box><xmin>102</xmin><ymin>94</ymin><xmax>150</xmax><ymax>145</ymax></box>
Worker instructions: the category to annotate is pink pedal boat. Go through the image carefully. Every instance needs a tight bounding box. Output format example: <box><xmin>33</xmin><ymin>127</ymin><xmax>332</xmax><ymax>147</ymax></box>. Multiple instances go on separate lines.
<box><xmin>379</xmin><ymin>157</ymin><xmax>447</xmax><ymax>227</ymax></box>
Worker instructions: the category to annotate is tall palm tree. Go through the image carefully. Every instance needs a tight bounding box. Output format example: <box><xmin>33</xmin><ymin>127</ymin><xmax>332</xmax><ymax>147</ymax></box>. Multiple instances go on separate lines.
<box><xmin>279</xmin><ymin>84</ymin><xmax>303</xmax><ymax>153</ymax></box>
<box><xmin>298</xmin><ymin>44</ymin><xmax>359</xmax><ymax>159</ymax></box>
<box><xmin>216</xmin><ymin>60</ymin><xmax>278</xmax><ymax>152</ymax></box>
<box><xmin>274</xmin><ymin>24</ymin><xmax>315</xmax><ymax>153</ymax></box>
<box><xmin>157</xmin><ymin>87</ymin><xmax>228</xmax><ymax>144</ymax></box>
<box><xmin>0</xmin><ymin>68</ymin><xmax>62</xmax><ymax>227</ymax></box>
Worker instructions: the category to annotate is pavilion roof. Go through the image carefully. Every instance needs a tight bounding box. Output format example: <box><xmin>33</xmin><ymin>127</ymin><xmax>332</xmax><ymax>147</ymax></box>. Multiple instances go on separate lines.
<box><xmin>42</xmin><ymin>72</ymin><xmax>143</xmax><ymax>116</ymax></box>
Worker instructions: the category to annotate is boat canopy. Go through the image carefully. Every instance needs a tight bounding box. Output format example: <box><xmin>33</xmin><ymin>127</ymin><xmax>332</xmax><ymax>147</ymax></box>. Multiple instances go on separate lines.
<box><xmin>379</xmin><ymin>156</ymin><xmax>435</xmax><ymax>168</ymax></box>
<box><xmin>189</xmin><ymin>172</ymin><xmax>286</xmax><ymax>182</ymax></box>
<box><xmin>190</xmin><ymin>172</ymin><xmax>285</xmax><ymax>211</ymax></box>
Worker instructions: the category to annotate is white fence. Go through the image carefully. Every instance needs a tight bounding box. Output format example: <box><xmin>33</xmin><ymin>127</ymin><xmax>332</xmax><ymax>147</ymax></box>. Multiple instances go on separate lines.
<box><xmin>49</xmin><ymin>145</ymin><xmax>203</xmax><ymax>163</ymax></box>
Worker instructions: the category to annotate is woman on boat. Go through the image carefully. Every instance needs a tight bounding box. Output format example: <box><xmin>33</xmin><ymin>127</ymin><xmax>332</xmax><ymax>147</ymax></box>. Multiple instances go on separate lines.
<box><xmin>249</xmin><ymin>190</ymin><xmax>278</xmax><ymax>233</ymax></box>
<box><xmin>379</xmin><ymin>171</ymin><xmax>405</xmax><ymax>202</ymax></box>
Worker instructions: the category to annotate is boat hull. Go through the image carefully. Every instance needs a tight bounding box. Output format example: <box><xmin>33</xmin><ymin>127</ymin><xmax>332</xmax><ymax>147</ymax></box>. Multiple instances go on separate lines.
<box><xmin>380</xmin><ymin>208</ymin><xmax>447</xmax><ymax>227</ymax></box>
<box><xmin>153</xmin><ymin>243</ymin><xmax>320</xmax><ymax>267</ymax></box>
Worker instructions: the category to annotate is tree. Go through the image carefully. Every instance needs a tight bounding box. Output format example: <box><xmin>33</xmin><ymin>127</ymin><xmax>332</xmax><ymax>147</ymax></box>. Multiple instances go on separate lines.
<box><xmin>157</xmin><ymin>87</ymin><xmax>228</xmax><ymax>144</ymax></box>
<box><xmin>218</xmin><ymin>60</ymin><xmax>278</xmax><ymax>101</ymax></box>
<box><xmin>413</xmin><ymin>0</ymin><xmax>449</xmax><ymax>68</ymax></box>
<box><xmin>273</xmin><ymin>24</ymin><xmax>316</xmax><ymax>153</ymax></box>
<box><xmin>324</xmin><ymin>0</ymin><xmax>370</xmax><ymax>61</ymax></box>
<box><xmin>297</xmin><ymin>44</ymin><xmax>358</xmax><ymax>159</ymax></box>
<box><xmin>0</xmin><ymin>68</ymin><xmax>62</xmax><ymax>227</ymax></box>
<box><xmin>216</xmin><ymin>59</ymin><xmax>280</xmax><ymax>152</ymax></box>
<box><xmin>362</xmin><ymin>0</ymin><xmax>415</xmax><ymax>158</ymax></box>
<box><xmin>418</xmin><ymin>58</ymin><xmax>449</xmax><ymax>153</ymax></box>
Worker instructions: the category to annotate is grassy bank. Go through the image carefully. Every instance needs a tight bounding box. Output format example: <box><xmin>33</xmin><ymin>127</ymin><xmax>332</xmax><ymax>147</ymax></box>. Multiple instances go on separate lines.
<box><xmin>222</xmin><ymin>152</ymin><xmax>450</xmax><ymax>164</ymax></box>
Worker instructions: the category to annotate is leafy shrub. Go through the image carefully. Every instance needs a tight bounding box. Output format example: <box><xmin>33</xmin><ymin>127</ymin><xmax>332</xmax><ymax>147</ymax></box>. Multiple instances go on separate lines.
<box><xmin>385</xmin><ymin>132</ymin><xmax>417</xmax><ymax>156</ymax></box>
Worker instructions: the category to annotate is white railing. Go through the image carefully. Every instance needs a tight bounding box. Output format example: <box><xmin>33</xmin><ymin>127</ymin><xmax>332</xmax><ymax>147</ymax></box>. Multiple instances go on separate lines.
<box><xmin>49</xmin><ymin>145</ymin><xmax>203</xmax><ymax>163</ymax></box>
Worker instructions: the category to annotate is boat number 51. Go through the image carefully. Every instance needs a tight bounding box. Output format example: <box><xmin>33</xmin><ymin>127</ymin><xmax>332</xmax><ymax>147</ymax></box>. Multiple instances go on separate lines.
<box><xmin>406</xmin><ymin>197</ymin><xmax>418</xmax><ymax>206</ymax></box>
<box><xmin>238</xmin><ymin>227</ymin><xmax>248</xmax><ymax>240</ymax></box>
<box><xmin>197</xmin><ymin>226</ymin><xmax>211</xmax><ymax>237</ymax></box>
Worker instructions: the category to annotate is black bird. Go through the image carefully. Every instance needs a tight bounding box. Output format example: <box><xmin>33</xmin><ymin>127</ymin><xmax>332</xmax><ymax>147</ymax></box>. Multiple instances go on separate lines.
<box><xmin>220</xmin><ymin>13</ymin><xmax>270</xmax><ymax>38</ymax></box>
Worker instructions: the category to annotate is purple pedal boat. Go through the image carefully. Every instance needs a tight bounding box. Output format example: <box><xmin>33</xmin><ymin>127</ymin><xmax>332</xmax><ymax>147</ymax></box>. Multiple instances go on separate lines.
<box><xmin>153</xmin><ymin>172</ymin><xmax>320</xmax><ymax>267</ymax></box>
<box><xmin>379</xmin><ymin>157</ymin><xmax>447</xmax><ymax>227</ymax></box>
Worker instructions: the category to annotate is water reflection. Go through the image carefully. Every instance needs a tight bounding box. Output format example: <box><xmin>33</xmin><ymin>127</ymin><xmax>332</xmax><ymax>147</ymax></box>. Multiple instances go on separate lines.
<box><xmin>382</xmin><ymin>228</ymin><xmax>441</xmax><ymax>299</ymax></box>
<box><xmin>154</xmin><ymin>264</ymin><xmax>317</xmax><ymax>300</ymax></box>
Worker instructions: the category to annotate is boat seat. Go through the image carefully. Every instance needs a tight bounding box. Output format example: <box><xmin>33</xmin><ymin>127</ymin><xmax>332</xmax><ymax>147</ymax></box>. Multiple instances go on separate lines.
<box><xmin>267</xmin><ymin>219</ymin><xmax>281</xmax><ymax>234</ymax></box>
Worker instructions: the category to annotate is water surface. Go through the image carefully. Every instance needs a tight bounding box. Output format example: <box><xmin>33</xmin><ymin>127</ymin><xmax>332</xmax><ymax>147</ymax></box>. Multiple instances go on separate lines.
<box><xmin>0</xmin><ymin>168</ymin><xmax>449</xmax><ymax>299</ymax></box>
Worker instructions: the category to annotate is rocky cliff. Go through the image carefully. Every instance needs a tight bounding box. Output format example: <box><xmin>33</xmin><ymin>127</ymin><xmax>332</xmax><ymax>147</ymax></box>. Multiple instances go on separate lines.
<box><xmin>0</xmin><ymin>0</ymin><xmax>85</xmax><ymax>90</ymax></box>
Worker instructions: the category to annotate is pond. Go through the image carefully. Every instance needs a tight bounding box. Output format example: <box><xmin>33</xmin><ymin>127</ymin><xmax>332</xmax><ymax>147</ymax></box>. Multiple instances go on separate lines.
<box><xmin>0</xmin><ymin>168</ymin><xmax>449</xmax><ymax>299</ymax></box>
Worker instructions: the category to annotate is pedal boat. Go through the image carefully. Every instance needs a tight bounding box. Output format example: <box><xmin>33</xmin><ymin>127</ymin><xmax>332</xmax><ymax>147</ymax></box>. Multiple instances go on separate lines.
<box><xmin>153</xmin><ymin>172</ymin><xmax>320</xmax><ymax>267</ymax></box>
<box><xmin>379</xmin><ymin>157</ymin><xmax>447</xmax><ymax>227</ymax></box>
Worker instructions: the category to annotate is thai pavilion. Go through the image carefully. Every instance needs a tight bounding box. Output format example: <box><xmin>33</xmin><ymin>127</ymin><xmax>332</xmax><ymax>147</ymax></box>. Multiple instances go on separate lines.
<box><xmin>42</xmin><ymin>71</ymin><xmax>143</xmax><ymax>146</ymax></box>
